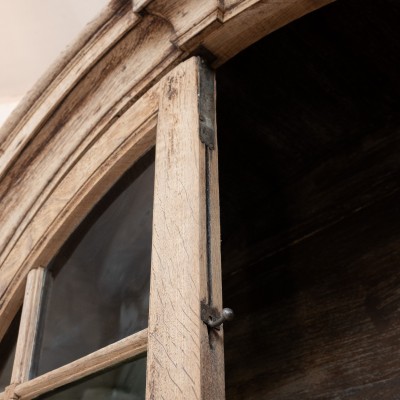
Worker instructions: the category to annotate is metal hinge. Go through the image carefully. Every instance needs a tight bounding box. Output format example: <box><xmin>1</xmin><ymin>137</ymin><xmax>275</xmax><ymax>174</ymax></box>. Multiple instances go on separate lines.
<box><xmin>201</xmin><ymin>301</ymin><xmax>234</xmax><ymax>330</ymax></box>
<box><xmin>198</xmin><ymin>59</ymin><xmax>216</xmax><ymax>150</ymax></box>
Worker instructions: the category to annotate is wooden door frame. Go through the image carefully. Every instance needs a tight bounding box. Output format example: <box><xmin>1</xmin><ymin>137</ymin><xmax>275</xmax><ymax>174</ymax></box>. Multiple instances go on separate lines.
<box><xmin>1</xmin><ymin>57</ymin><xmax>224</xmax><ymax>400</ymax></box>
<box><xmin>0</xmin><ymin>0</ymin><xmax>334</xmax><ymax>340</ymax></box>
<box><xmin>0</xmin><ymin>1</ymin><xmax>336</xmax><ymax>398</ymax></box>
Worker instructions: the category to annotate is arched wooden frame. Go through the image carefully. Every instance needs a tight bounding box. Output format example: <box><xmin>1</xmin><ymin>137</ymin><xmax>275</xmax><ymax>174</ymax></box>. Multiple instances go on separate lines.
<box><xmin>0</xmin><ymin>0</ymin><xmax>334</xmax><ymax>398</ymax></box>
<box><xmin>2</xmin><ymin>56</ymin><xmax>223</xmax><ymax>400</ymax></box>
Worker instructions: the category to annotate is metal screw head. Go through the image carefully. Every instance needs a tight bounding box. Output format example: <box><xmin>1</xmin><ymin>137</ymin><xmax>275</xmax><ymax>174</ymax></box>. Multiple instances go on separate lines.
<box><xmin>222</xmin><ymin>308</ymin><xmax>234</xmax><ymax>322</ymax></box>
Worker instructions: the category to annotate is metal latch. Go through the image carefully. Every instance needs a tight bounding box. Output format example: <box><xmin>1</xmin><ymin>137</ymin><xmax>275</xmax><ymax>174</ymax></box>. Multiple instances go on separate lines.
<box><xmin>201</xmin><ymin>301</ymin><xmax>234</xmax><ymax>330</ymax></box>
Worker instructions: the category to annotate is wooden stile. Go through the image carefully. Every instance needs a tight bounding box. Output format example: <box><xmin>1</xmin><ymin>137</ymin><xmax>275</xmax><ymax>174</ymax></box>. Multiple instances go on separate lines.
<box><xmin>11</xmin><ymin>268</ymin><xmax>46</xmax><ymax>385</ymax></box>
<box><xmin>146</xmin><ymin>57</ymin><xmax>225</xmax><ymax>399</ymax></box>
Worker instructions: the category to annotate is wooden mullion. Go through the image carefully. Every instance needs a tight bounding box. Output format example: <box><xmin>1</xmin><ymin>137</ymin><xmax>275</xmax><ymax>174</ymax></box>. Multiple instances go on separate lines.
<box><xmin>4</xmin><ymin>384</ymin><xmax>17</xmax><ymax>400</ymax></box>
<box><xmin>14</xmin><ymin>329</ymin><xmax>148</xmax><ymax>400</ymax></box>
<box><xmin>146</xmin><ymin>57</ymin><xmax>224</xmax><ymax>399</ymax></box>
<box><xmin>11</xmin><ymin>267</ymin><xmax>46</xmax><ymax>385</ymax></box>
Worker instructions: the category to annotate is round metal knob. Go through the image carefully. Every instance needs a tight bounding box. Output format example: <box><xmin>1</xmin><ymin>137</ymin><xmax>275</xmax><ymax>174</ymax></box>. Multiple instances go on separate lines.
<box><xmin>207</xmin><ymin>307</ymin><xmax>235</xmax><ymax>328</ymax></box>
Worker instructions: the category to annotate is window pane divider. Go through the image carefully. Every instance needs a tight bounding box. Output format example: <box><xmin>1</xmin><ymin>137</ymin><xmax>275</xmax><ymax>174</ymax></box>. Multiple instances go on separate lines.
<box><xmin>13</xmin><ymin>329</ymin><xmax>148</xmax><ymax>400</ymax></box>
<box><xmin>11</xmin><ymin>267</ymin><xmax>46</xmax><ymax>386</ymax></box>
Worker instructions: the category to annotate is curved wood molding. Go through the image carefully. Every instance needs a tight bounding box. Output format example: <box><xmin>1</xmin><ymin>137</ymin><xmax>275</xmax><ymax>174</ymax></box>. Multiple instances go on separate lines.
<box><xmin>0</xmin><ymin>0</ymin><xmax>334</xmax><ymax>339</ymax></box>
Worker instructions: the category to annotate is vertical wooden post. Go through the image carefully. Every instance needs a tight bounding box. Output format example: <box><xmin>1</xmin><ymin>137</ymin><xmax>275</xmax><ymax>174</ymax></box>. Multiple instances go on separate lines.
<box><xmin>146</xmin><ymin>57</ymin><xmax>224</xmax><ymax>399</ymax></box>
<box><xmin>11</xmin><ymin>267</ymin><xmax>46</xmax><ymax>385</ymax></box>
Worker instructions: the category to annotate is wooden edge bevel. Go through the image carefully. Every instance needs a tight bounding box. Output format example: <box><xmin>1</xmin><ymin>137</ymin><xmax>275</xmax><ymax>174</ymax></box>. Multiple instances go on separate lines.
<box><xmin>206</xmin><ymin>0</ymin><xmax>335</xmax><ymax>67</ymax></box>
<box><xmin>132</xmin><ymin>0</ymin><xmax>153</xmax><ymax>13</ymax></box>
<box><xmin>14</xmin><ymin>329</ymin><xmax>148</xmax><ymax>400</ymax></box>
<box><xmin>146</xmin><ymin>56</ymin><xmax>214</xmax><ymax>399</ymax></box>
<box><xmin>11</xmin><ymin>267</ymin><xmax>46</xmax><ymax>385</ymax></box>
<box><xmin>0</xmin><ymin>0</ymin><xmax>334</xmax><ymax>171</ymax></box>
<box><xmin>173</xmin><ymin>8</ymin><xmax>224</xmax><ymax>52</ymax></box>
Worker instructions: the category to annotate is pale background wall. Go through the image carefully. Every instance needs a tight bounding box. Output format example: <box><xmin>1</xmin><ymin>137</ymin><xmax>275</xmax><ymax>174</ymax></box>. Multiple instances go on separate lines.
<box><xmin>0</xmin><ymin>0</ymin><xmax>108</xmax><ymax>127</ymax></box>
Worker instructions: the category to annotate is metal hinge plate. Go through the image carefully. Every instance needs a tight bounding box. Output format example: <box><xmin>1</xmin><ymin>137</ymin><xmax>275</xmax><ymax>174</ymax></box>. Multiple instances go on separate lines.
<box><xmin>198</xmin><ymin>59</ymin><xmax>216</xmax><ymax>149</ymax></box>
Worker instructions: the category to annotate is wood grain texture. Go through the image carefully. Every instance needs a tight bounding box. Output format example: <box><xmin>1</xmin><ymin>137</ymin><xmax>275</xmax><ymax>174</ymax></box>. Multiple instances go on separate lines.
<box><xmin>0</xmin><ymin>0</ymin><xmax>140</xmax><ymax>180</ymax></box>
<box><xmin>0</xmin><ymin>15</ymin><xmax>174</xmax><ymax>269</ymax></box>
<box><xmin>222</xmin><ymin>0</ymin><xmax>255</xmax><ymax>10</ymax></box>
<box><xmin>146</xmin><ymin>56</ymin><xmax>206</xmax><ymax>399</ymax></box>
<box><xmin>146</xmin><ymin>57</ymin><xmax>224</xmax><ymax>399</ymax></box>
<box><xmin>132</xmin><ymin>0</ymin><xmax>153</xmax><ymax>13</ymax></box>
<box><xmin>206</xmin><ymin>0</ymin><xmax>334</xmax><ymax>67</ymax></box>
<box><xmin>216</xmin><ymin>2</ymin><xmax>400</xmax><ymax>398</ymax></box>
<box><xmin>11</xmin><ymin>268</ymin><xmax>45</xmax><ymax>385</ymax></box>
<box><xmin>4</xmin><ymin>384</ymin><xmax>17</xmax><ymax>400</ymax></box>
<box><xmin>0</xmin><ymin>82</ymin><xmax>160</xmax><ymax>343</ymax></box>
<box><xmin>223</xmin><ymin>193</ymin><xmax>400</xmax><ymax>400</ymax></box>
<box><xmin>0</xmin><ymin>0</ymin><xmax>334</xmax><ymax>365</ymax></box>
<box><xmin>147</xmin><ymin>0</ymin><xmax>220</xmax><ymax>39</ymax></box>
<box><xmin>0</xmin><ymin>0</ymin><xmax>332</xmax><ymax>186</ymax></box>
<box><xmin>15</xmin><ymin>329</ymin><xmax>148</xmax><ymax>400</ymax></box>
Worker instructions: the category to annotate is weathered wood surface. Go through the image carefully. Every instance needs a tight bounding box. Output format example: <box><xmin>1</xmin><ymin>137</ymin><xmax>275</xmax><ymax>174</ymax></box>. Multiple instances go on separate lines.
<box><xmin>0</xmin><ymin>0</ymin><xmax>329</xmax><ymax>337</ymax></box>
<box><xmin>146</xmin><ymin>57</ymin><xmax>224</xmax><ymax>399</ymax></box>
<box><xmin>132</xmin><ymin>0</ymin><xmax>153</xmax><ymax>13</ymax></box>
<box><xmin>216</xmin><ymin>1</ymin><xmax>400</xmax><ymax>398</ymax></box>
<box><xmin>0</xmin><ymin>81</ymin><xmax>159</xmax><ymax>342</ymax></box>
<box><xmin>11</xmin><ymin>268</ymin><xmax>45</xmax><ymax>385</ymax></box>
<box><xmin>14</xmin><ymin>329</ymin><xmax>148</xmax><ymax>400</ymax></box>
<box><xmin>0</xmin><ymin>0</ymin><xmax>333</xmax><ymax>345</ymax></box>
<box><xmin>0</xmin><ymin>1</ymin><xmax>140</xmax><ymax>180</ymax></box>
<box><xmin>4</xmin><ymin>384</ymin><xmax>17</xmax><ymax>400</ymax></box>
<box><xmin>205</xmin><ymin>0</ymin><xmax>335</xmax><ymax>67</ymax></box>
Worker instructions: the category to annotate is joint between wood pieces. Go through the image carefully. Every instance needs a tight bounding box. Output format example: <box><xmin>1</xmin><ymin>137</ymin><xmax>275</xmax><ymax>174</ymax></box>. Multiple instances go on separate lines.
<box><xmin>5</xmin><ymin>384</ymin><xmax>19</xmax><ymax>400</ymax></box>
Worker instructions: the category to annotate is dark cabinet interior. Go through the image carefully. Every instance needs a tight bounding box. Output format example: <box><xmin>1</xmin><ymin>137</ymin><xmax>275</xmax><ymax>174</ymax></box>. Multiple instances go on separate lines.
<box><xmin>217</xmin><ymin>1</ymin><xmax>400</xmax><ymax>398</ymax></box>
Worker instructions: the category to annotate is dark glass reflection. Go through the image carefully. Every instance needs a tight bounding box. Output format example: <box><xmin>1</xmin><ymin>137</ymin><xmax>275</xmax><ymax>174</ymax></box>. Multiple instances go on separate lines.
<box><xmin>34</xmin><ymin>152</ymin><xmax>154</xmax><ymax>376</ymax></box>
<box><xmin>0</xmin><ymin>310</ymin><xmax>21</xmax><ymax>392</ymax></box>
<box><xmin>39</xmin><ymin>356</ymin><xmax>146</xmax><ymax>400</ymax></box>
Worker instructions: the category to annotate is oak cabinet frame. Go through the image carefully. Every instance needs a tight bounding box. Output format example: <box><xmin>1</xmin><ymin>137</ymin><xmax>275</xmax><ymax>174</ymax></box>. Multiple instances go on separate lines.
<box><xmin>0</xmin><ymin>0</ymin><xmax>331</xmax><ymax>346</ymax></box>
<box><xmin>0</xmin><ymin>57</ymin><xmax>223</xmax><ymax>400</ymax></box>
<box><xmin>0</xmin><ymin>2</ymin><xmax>335</xmax><ymax>399</ymax></box>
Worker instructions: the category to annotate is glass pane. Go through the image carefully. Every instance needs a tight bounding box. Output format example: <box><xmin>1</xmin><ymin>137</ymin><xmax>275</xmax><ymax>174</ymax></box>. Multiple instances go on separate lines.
<box><xmin>0</xmin><ymin>310</ymin><xmax>21</xmax><ymax>392</ymax></box>
<box><xmin>39</xmin><ymin>356</ymin><xmax>146</xmax><ymax>400</ymax></box>
<box><xmin>34</xmin><ymin>152</ymin><xmax>154</xmax><ymax>376</ymax></box>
